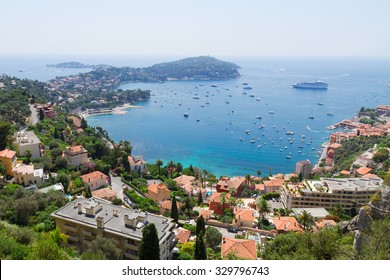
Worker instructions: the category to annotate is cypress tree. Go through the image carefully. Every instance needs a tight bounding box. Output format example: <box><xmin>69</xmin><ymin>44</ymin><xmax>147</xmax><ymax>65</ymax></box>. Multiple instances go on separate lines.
<box><xmin>170</xmin><ymin>196</ymin><xmax>179</xmax><ymax>223</ymax></box>
<box><xmin>80</xmin><ymin>117</ymin><xmax>88</xmax><ymax>129</ymax></box>
<box><xmin>39</xmin><ymin>108</ymin><xmax>45</xmax><ymax>121</ymax></box>
<box><xmin>197</xmin><ymin>191</ymin><xmax>203</xmax><ymax>206</ymax></box>
<box><xmin>194</xmin><ymin>230</ymin><xmax>207</xmax><ymax>260</ymax></box>
<box><xmin>139</xmin><ymin>223</ymin><xmax>160</xmax><ymax>260</ymax></box>
<box><xmin>196</xmin><ymin>215</ymin><xmax>206</xmax><ymax>237</ymax></box>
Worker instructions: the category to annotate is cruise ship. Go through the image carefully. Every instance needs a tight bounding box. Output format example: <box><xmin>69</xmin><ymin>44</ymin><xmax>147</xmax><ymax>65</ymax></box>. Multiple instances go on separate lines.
<box><xmin>292</xmin><ymin>80</ymin><xmax>328</xmax><ymax>90</ymax></box>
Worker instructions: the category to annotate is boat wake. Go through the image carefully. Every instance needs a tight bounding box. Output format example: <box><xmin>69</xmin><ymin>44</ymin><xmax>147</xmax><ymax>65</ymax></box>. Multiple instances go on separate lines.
<box><xmin>306</xmin><ymin>125</ymin><xmax>320</xmax><ymax>133</ymax></box>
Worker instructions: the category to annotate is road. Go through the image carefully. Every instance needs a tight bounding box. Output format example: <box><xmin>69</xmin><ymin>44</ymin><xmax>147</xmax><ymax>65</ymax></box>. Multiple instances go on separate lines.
<box><xmin>29</xmin><ymin>104</ymin><xmax>38</xmax><ymax>125</ymax></box>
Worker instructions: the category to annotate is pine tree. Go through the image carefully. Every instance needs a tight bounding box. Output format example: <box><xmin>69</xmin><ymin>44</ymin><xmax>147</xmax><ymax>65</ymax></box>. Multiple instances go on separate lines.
<box><xmin>139</xmin><ymin>223</ymin><xmax>160</xmax><ymax>260</ymax></box>
<box><xmin>170</xmin><ymin>196</ymin><xmax>179</xmax><ymax>223</ymax></box>
<box><xmin>80</xmin><ymin>117</ymin><xmax>88</xmax><ymax>129</ymax></box>
<box><xmin>194</xmin><ymin>230</ymin><xmax>207</xmax><ymax>260</ymax></box>
<box><xmin>196</xmin><ymin>215</ymin><xmax>206</xmax><ymax>237</ymax></box>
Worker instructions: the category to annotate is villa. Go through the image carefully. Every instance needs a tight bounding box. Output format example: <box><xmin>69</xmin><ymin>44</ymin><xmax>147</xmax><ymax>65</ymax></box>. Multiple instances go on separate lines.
<box><xmin>0</xmin><ymin>149</ymin><xmax>17</xmax><ymax>177</ymax></box>
<box><xmin>147</xmin><ymin>183</ymin><xmax>171</xmax><ymax>203</ymax></box>
<box><xmin>216</xmin><ymin>176</ymin><xmax>246</xmax><ymax>197</ymax></box>
<box><xmin>234</xmin><ymin>208</ymin><xmax>256</xmax><ymax>227</ymax></box>
<box><xmin>80</xmin><ymin>171</ymin><xmax>109</xmax><ymax>192</ymax></box>
<box><xmin>63</xmin><ymin>145</ymin><xmax>89</xmax><ymax>167</ymax></box>
<box><xmin>209</xmin><ymin>192</ymin><xmax>231</xmax><ymax>215</ymax></box>
<box><xmin>221</xmin><ymin>237</ymin><xmax>257</xmax><ymax>260</ymax></box>
<box><xmin>128</xmin><ymin>155</ymin><xmax>147</xmax><ymax>174</ymax></box>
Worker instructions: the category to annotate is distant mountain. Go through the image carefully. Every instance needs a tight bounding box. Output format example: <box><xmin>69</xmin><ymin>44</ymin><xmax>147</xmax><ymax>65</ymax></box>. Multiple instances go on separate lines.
<box><xmin>46</xmin><ymin>61</ymin><xmax>109</xmax><ymax>69</ymax></box>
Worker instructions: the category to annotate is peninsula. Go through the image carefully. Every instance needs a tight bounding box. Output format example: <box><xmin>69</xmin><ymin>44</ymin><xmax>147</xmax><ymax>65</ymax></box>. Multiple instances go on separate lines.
<box><xmin>46</xmin><ymin>61</ymin><xmax>108</xmax><ymax>69</ymax></box>
<box><xmin>47</xmin><ymin>56</ymin><xmax>241</xmax><ymax>93</ymax></box>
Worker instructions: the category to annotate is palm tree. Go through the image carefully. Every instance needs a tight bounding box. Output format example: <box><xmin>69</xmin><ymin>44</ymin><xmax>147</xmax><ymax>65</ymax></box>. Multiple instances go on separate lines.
<box><xmin>297</xmin><ymin>210</ymin><xmax>315</xmax><ymax>231</ymax></box>
<box><xmin>220</xmin><ymin>192</ymin><xmax>227</xmax><ymax>207</ymax></box>
<box><xmin>256</xmin><ymin>169</ymin><xmax>262</xmax><ymax>178</ymax></box>
<box><xmin>167</xmin><ymin>160</ymin><xmax>175</xmax><ymax>177</ymax></box>
<box><xmin>245</xmin><ymin>174</ymin><xmax>252</xmax><ymax>185</ymax></box>
<box><xmin>236</xmin><ymin>198</ymin><xmax>244</xmax><ymax>208</ymax></box>
<box><xmin>256</xmin><ymin>197</ymin><xmax>271</xmax><ymax>221</ymax></box>
<box><xmin>156</xmin><ymin>159</ymin><xmax>163</xmax><ymax>175</ymax></box>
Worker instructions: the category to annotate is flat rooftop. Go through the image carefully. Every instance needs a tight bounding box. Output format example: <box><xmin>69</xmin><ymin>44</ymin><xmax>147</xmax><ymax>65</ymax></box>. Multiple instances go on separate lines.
<box><xmin>15</xmin><ymin>130</ymin><xmax>41</xmax><ymax>146</ymax></box>
<box><xmin>51</xmin><ymin>197</ymin><xmax>175</xmax><ymax>242</ymax></box>
<box><xmin>305</xmin><ymin>177</ymin><xmax>383</xmax><ymax>193</ymax></box>
<box><xmin>292</xmin><ymin>208</ymin><xmax>330</xmax><ymax>218</ymax></box>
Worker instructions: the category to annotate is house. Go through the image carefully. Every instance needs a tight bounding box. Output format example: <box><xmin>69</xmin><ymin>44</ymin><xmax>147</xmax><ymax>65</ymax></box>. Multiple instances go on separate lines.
<box><xmin>263</xmin><ymin>178</ymin><xmax>284</xmax><ymax>193</ymax></box>
<box><xmin>199</xmin><ymin>209</ymin><xmax>212</xmax><ymax>221</ymax></box>
<box><xmin>234</xmin><ymin>208</ymin><xmax>255</xmax><ymax>228</ymax></box>
<box><xmin>174</xmin><ymin>175</ymin><xmax>205</xmax><ymax>199</ymax></box>
<box><xmin>209</xmin><ymin>192</ymin><xmax>231</xmax><ymax>215</ymax></box>
<box><xmin>63</xmin><ymin>145</ymin><xmax>89</xmax><ymax>167</ymax></box>
<box><xmin>12</xmin><ymin>164</ymin><xmax>46</xmax><ymax>186</ymax></box>
<box><xmin>221</xmin><ymin>237</ymin><xmax>257</xmax><ymax>260</ymax></box>
<box><xmin>0</xmin><ymin>149</ymin><xmax>17</xmax><ymax>177</ymax></box>
<box><xmin>216</xmin><ymin>176</ymin><xmax>246</xmax><ymax>197</ymax></box>
<box><xmin>272</xmin><ymin>216</ymin><xmax>303</xmax><ymax>234</ymax></box>
<box><xmin>355</xmin><ymin>166</ymin><xmax>372</xmax><ymax>177</ymax></box>
<box><xmin>159</xmin><ymin>200</ymin><xmax>182</xmax><ymax>215</ymax></box>
<box><xmin>92</xmin><ymin>187</ymin><xmax>117</xmax><ymax>201</ymax></box>
<box><xmin>340</xmin><ymin>170</ymin><xmax>350</xmax><ymax>176</ymax></box>
<box><xmin>173</xmin><ymin>227</ymin><xmax>191</xmax><ymax>244</ymax></box>
<box><xmin>314</xmin><ymin>219</ymin><xmax>337</xmax><ymax>232</ymax></box>
<box><xmin>128</xmin><ymin>155</ymin><xmax>147</xmax><ymax>174</ymax></box>
<box><xmin>80</xmin><ymin>171</ymin><xmax>109</xmax><ymax>192</ymax></box>
<box><xmin>148</xmin><ymin>183</ymin><xmax>171</xmax><ymax>203</ymax></box>
<box><xmin>51</xmin><ymin>197</ymin><xmax>176</xmax><ymax>260</ymax></box>
<box><xmin>14</xmin><ymin>131</ymin><xmax>44</xmax><ymax>159</ymax></box>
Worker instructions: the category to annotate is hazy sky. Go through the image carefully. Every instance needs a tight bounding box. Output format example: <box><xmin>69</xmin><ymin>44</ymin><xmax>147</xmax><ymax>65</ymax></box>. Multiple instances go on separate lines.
<box><xmin>1</xmin><ymin>0</ymin><xmax>389</xmax><ymax>57</ymax></box>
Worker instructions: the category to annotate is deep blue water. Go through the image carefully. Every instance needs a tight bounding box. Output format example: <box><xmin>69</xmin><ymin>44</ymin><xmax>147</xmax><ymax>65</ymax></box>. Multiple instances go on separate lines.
<box><xmin>1</xmin><ymin>55</ymin><xmax>389</xmax><ymax>176</ymax></box>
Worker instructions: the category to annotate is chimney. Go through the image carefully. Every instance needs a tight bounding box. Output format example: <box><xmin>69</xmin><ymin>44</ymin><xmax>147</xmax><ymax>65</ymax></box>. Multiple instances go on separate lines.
<box><xmin>77</xmin><ymin>203</ymin><xmax>82</xmax><ymax>214</ymax></box>
<box><xmin>96</xmin><ymin>216</ymin><xmax>104</xmax><ymax>229</ymax></box>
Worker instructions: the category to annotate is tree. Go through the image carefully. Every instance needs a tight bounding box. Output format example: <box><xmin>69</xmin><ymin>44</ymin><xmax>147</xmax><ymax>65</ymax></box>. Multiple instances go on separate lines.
<box><xmin>205</xmin><ymin>226</ymin><xmax>222</xmax><ymax>249</ymax></box>
<box><xmin>256</xmin><ymin>169</ymin><xmax>262</xmax><ymax>178</ymax></box>
<box><xmin>297</xmin><ymin>210</ymin><xmax>315</xmax><ymax>231</ymax></box>
<box><xmin>81</xmin><ymin>234</ymin><xmax>122</xmax><ymax>260</ymax></box>
<box><xmin>24</xmin><ymin>150</ymin><xmax>32</xmax><ymax>164</ymax></box>
<box><xmin>170</xmin><ymin>196</ymin><xmax>179</xmax><ymax>223</ymax></box>
<box><xmin>139</xmin><ymin>223</ymin><xmax>160</xmax><ymax>260</ymax></box>
<box><xmin>0</xmin><ymin>120</ymin><xmax>11</xmax><ymax>150</ymax></box>
<box><xmin>39</xmin><ymin>108</ymin><xmax>45</xmax><ymax>121</ymax></box>
<box><xmin>245</xmin><ymin>174</ymin><xmax>252</xmax><ymax>185</ymax></box>
<box><xmin>196</xmin><ymin>215</ymin><xmax>206</xmax><ymax>237</ymax></box>
<box><xmin>80</xmin><ymin>117</ymin><xmax>88</xmax><ymax>129</ymax></box>
<box><xmin>256</xmin><ymin>197</ymin><xmax>271</xmax><ymax>221</ymax></box>
<box><xmin>197</xmin><ymin>191</ymin><xmax>203</xmax><ymax>205</ymax></box>
<box><xmin>167</xmin><ymin>160</ymin><xmax>175</xmax><ymax>177</ymax></box>
<box><xmin>156</xmin><ymin>159</ymin><xmax>163</xmax><ymax>175</ymax></box>
<box><xmin>194</xmin><ymin>230</ymin><xmax>207</xmax><ymax>260</ymax></box>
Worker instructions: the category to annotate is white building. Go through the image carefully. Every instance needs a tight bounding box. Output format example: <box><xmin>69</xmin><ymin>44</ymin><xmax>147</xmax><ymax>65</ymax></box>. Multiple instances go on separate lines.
<box><xmin>14</xmin><ymin>131</ymin><xmax>44</xmax><ymax>159</ymax></box>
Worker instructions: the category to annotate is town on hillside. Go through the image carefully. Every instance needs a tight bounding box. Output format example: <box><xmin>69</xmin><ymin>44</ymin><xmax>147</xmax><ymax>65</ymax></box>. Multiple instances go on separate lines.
<box><xmin>0</xmin><ymin>76</ymin><xmax>389</xmax><ymax>260</ymax></box>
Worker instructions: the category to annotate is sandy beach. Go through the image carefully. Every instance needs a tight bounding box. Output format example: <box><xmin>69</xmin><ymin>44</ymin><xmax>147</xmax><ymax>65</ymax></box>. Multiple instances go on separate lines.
<box><xmin>82</xmin><ymin>103</ymin><xmax>143</xmax><ymax>118</ymax></box>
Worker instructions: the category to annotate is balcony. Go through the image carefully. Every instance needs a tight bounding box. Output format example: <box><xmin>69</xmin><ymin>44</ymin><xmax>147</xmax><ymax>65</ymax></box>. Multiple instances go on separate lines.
<box><xmin>125</xmin><ymin>252</ymin><xmax>139</xmax><ymax>260</ymax></box>
<box><xmin>125</xmin><ymin>242</ymin><xmax>139</xmax><ymax>251</ymax></box>
<box><xmin>63</xmin><ymin>224</ymin><xmax>78</xmax><ymax>232</ymax></box>
<box><xmin>67</xmin><ymin>235</ymin><xmax>80</xmax><ymax>242</ymax></box>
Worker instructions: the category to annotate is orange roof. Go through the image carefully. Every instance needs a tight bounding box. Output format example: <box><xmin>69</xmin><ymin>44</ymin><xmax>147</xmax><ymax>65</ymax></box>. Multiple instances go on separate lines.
<box><xmin>274</xmin><ymin>173</ymin><xmax>284</xmax><ymax>179</ymax></box>
<box><xmin>80</xmin><ymin>171</ymin><xmax>108</xmax><ymax>183</ymax></box>
<box><xmin>356</xmin><ymin>166</ymin><xmax>372</xmax><ymax>175</ymax></box>
<box><xmin>255</xmin><ymin>184</ymin><xmax>265</xmax><ymax>191</ymax></box>
<box><xmin>160</xmin><ymin>200</ymin><xmax>181</xmax><ymax>210</ymax></box>
<box><xmin>329</xmin><ymin>143</ymin><xmax>342</xmax><ymax>149</ymax></box>
<box><xmin>148</xmin><ymin>183</ymin><xmax>169</xmax><ymax>194</ymax></box>
<box><xmin>217</xmin><ymin>177</ymin><xmax>246</xmax><ymax>191</ymax></box>
<box><xmin>221</xmin><ymin>237</ymin><xmax>257</xmax><ymax>260</ymax></box>
<box><xmin>362</xmin><ymin>173</ymin><xmax>380</xmax><ymax>179</ymax></box>
<box><xmin>272</xmin><ymin>217</ymin><xmax>303</xmax><ymax>232</ymax></box>
<box><xmin>209</xmin><ymin>192</ymin><xmax>231</xmax><ymax>204</ymax></box>
<box><xmin>199</xmin><ymin>210</ymin><xmax>212</xmax><ymax>220</ymax></box>
<box><xmin>174</xmin><ymin>228</ymin><xmax>191</xmax><ymax>243</ymax></box>
<box><xmin>235</xmin><ymin>209</ymin><xmax>255</xmax><ymax>222</ymax></box>
<box><xmin>92</xmin><ymin>187</ymin><xmax>116</xmax><ymax>200</ymax></box>
<box><xmin>173</xmin><ymin>175</ymin><xmax>196</xmax><ymax>186</ymax></box>
<box><xmin>315</xmin><ymin>219</ymin><xmax>336</xmax><ymax>230</ymax></box>
<box><xmin>340</xmin><ymin>170</ymin><xmax>350</xmax><ymax>175</ymax></box>
<box><xmin>263</xmin><ymin>178</ymin><xmax>284</xmax><ymax>188</ymax></box>
<box><xmin>0</xmin><ymin>149</ymin><xmax>16</xmax><ymax>159</ymax></box>
<box><xmin>128</xmin><ymin>155</ymin><xmax>146</xmax><ymax>166</ymax></box>
<box><xmin>67</xmin><ymin>145</ymin><xmax>85</xmax><ymax>153</ymax></box>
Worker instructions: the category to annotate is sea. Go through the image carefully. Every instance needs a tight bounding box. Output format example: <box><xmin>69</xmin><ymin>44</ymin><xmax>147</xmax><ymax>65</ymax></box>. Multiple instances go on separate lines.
<box><xmin>1</xmin><ymin>55</ymin><xmax>389</xmax><ymax>176</ymax></box>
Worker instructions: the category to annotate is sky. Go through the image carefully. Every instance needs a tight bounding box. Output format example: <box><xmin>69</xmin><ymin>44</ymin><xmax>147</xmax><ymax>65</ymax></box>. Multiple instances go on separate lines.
<box><xmin>1</xmin><ymin>0</ymin><xmax>390</xmax><ymax>57</ymax></box>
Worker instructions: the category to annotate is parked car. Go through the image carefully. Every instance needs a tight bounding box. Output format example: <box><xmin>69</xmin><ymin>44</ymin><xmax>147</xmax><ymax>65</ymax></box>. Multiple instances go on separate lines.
<box><xmin>227</xmin><ymin>227</ymin><xmax>238</xmax><ymax>233</ymax></box>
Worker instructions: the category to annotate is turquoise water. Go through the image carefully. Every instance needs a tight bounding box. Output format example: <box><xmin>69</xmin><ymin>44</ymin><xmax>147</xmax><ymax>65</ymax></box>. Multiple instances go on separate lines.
<box><xmin>86</xmin><ymin>58</ymin><xmax>390</xmax><ymax>176</ymax></box>
<box><xmin>1</xmin><ymin>55</ymin><xmax>389</xmax><ymax>176</ymax></box>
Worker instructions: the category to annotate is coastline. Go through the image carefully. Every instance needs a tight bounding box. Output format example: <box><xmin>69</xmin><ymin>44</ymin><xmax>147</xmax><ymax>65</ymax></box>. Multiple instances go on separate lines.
<box><xmin>82</xmin><ymin>103</ymin><xmax>142</xmax><ymax>118</ymax></box>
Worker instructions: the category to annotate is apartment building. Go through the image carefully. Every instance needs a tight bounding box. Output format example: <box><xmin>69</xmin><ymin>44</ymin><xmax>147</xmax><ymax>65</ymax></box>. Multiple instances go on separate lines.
<box><xmin>281</xmin><ymin>177</ymin><xmax>383</xmax><ymax>210</ymax></box>
<box><xmin>14</xmin><ymin>131</ymin><xmax>44</xmax><ymax>159</ymax></box>
<box><xmin>295</xmin><ymin>160</ymin><xmax>311</xmax><ymax>179</ymax></box>
<box><xmin>51</xmin><ymin>197</ymin><xmax>176</xmax><ymax>260</ymax></box>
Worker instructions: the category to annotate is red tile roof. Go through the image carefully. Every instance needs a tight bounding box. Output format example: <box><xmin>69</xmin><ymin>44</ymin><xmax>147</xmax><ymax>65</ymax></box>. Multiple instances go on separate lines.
<box><xmin>235</xmin><ymin>209</ymin><xmax>255</xmax><ymax>222</ymax></box>
<box><xmin>80</xmin><ymin>171</ymin><xmax>108</xmax><ymax>183</ymax></box>
<box><xmin>209</xmin><ymin>192</ymin><xmax>231</xmax><ymax>204</ymax></box>
<box><xmin>221</xmin><ymin>237</ymin><xmax>257</xmax><ymax>260</ymax></box>
<box><xmin>356</xmin><ymin>166</ymin><xmax>372</xmax><ymax>176</ymax></box>
<box><xmin>272</xmin><ymin>217</ymin><xmax>303</xmax><ymax>232</ymax></box>
<box><xmin>148</xmin><ymin>183</ymin><xmax>169</xmax><ymax>194</ymax></box>
<box><xmin>173</xmin><ymin>228</ymin><xmax>191</xmax><ymax>243</ymax></box>
<box><xmin>0</xmin><ymin>149</ymin><xmax>16</xmax><ymax>159</ymax></box>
